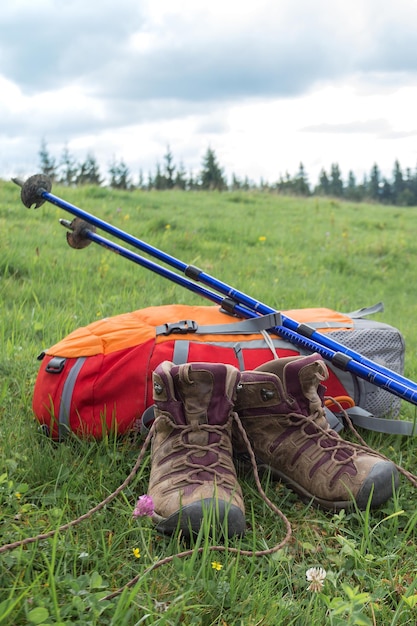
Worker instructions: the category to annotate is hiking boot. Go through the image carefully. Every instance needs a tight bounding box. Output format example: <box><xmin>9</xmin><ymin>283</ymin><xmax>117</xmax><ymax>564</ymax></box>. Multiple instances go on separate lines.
<box><xmin>234</xmin><ymin>353</ymin><xmax>399</xmax><ymax>510</ymax></box>
<box><xmin>148</xmin><ymin>361</ymin><xmax>245</xmax><ymax>537</ymax></box>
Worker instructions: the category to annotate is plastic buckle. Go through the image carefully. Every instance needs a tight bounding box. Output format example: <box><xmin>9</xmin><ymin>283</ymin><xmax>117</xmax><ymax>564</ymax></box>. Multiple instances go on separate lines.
<box><xmin>162</xmin><ymin>320</ymin><xmax>198</xmax><ymax>335</ymax></box>
<box><xmin>45</xmin><ymin>356</ymin><xmax>66</xmax><ymax>374</ymax></box>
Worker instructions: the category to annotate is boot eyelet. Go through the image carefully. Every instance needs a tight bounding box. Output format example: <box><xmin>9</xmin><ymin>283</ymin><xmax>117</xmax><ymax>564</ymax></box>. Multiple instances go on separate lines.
<box><xmin>154</xmin><ymin>382</ymin><xmax>164</xmax><ymax>395</ymax></box>
<box><xmin>261</xmin><ymin>388</ymin><xmax>275</xmax><ymax>402</ymax></box>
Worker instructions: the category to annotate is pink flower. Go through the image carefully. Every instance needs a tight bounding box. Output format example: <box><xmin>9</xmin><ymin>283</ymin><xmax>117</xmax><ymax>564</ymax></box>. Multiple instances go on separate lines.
<box><xmin>133</xmin><ymin>494</ymin><xmax>154</xmax><ymax>518</ymax></box>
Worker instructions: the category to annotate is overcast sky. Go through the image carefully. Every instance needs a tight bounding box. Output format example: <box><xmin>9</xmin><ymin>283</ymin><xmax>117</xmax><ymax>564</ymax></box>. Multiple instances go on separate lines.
<box><xmin>2</xmin><ymin>0</ymin><xmax>417</xmax><ymax>187</ymax></box>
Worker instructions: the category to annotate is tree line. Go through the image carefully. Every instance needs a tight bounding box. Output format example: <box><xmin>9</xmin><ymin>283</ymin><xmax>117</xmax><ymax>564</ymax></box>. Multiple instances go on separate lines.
<box><xmin>39</xmin><ymin>141</ymin><xmax>226</xmax><ymax>192</ymax></box>
<box><xmin>38</xmin><ymin>140</ymin><xmax>417</xmax><ymax>205</ymax></box>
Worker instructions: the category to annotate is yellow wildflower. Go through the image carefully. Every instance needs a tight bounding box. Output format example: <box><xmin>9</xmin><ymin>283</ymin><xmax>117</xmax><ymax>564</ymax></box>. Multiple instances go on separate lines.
<box><xmin>211</xmin><ymin>561</ymin><xmax>223</xmax><ymax>571</ymax></box>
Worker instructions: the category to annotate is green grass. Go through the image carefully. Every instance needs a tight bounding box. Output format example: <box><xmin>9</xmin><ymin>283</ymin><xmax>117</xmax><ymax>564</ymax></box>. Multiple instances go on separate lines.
<box><xmin>2</xmin><ymin>180</ymin><xmax>417</xmax><ymax>624</ymax></box>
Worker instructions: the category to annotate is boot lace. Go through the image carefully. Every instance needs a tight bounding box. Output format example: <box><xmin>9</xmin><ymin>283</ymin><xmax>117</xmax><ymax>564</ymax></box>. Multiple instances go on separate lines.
<box><xmin>161</xmin><ymin>419</ymin><xmax>238</xmax><ymax>491</ymax></box>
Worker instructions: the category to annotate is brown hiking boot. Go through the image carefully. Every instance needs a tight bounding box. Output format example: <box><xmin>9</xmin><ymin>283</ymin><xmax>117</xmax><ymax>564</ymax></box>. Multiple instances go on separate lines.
<box><xmin>148</xmin><ymin>361</ymin><xmax>245</xmax><ymax>537</ymax></box>
<box><xmin>234</xmin><ymin>353</ymin><xmax>399</xmax><ymax>510</ymax></box>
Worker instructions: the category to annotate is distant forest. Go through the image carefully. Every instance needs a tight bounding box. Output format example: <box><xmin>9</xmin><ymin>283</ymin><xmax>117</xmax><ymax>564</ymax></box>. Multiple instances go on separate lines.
<box><xmin>38</xmin><ymin>140</ymin><xmax>417</xmax><ymax>206</ymax></box>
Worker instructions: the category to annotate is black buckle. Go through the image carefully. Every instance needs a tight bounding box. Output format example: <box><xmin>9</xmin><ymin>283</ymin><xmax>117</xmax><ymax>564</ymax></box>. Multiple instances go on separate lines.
<box><xmin>45</xmin><ymin>356</ymin><xmax>66</xmax><ymax>374</ymax></box>
<box><xmin>161</xmin><ymin>320</ymin><xmax>198</xmax><ymax>335</ymax></box>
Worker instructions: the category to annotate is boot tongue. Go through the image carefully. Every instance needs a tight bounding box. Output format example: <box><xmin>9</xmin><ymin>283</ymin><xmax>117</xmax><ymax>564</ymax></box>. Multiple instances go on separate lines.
<box><xmin>176</xmin><ymin>365</ymin><xmax>211</xmax><ymax>426</ymax></box>
<box><xmin>255</xmin><ymin>354</ymin><xmax>329</xmax><ymax>428</ymax></box>
<box><xmin>173</xmin><ymin>365</ymin><xmax>211</xmax><ymax>449</ymax></box>
<box><xmin>284</xmin><ymin>356</ymin><xmax>329</xmax><ymax>428</ymax></box>
<box><xmin>173</xmin><ymin>364</ymin><xmax>231</xmax><ymax>479</ymax></box>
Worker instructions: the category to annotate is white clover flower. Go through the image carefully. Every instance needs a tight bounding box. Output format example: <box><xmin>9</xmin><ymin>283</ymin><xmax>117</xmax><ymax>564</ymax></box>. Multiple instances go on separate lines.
<box><xmin>306</xmin><ymin>567</ymin><xmax>327</xmax><ymax>592</ymax></box>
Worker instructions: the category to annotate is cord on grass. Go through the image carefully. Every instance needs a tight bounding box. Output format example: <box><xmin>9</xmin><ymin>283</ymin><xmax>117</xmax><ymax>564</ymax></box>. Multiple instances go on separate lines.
<box><xmin>2</xmin><ymin>400</ymin><xmax>417</xmax><ymax>601</ymax></box>
<box><xmin>0</xmin><ymin>413</ymin><xmax>293</xmax><ymax>599</ymax></box>
<box><xmin>327</xmin><ymin>396</ymin><xmax>417</xmax><ymax>489</ymax></box>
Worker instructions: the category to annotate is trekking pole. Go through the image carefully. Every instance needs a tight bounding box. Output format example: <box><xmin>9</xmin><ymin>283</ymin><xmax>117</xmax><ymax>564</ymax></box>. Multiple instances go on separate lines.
<box><xmin>53</xmin><ymin>218</ymin><xmax>417</xmax><ymax>409</ymax></box>
<box><xmin>13</xmin><ymin>174</ymin><xmax>417</xmax><ymax>406</ymax></box>
<box><xmin>58</xmin><ymin>216</ymin><xmax>265</xmax><ymax>312</ymax></box>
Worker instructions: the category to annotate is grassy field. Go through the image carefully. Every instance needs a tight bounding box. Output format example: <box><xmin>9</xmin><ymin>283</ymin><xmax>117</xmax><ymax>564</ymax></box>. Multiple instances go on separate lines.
<box><xmin>1</xmin><ymin>178</ymin><xmax>417</xmax><ymax>625</ymax></box>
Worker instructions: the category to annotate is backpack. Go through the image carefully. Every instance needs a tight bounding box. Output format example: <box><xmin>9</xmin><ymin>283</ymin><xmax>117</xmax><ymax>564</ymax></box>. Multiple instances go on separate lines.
<box><xmin>32</xmin><ymin>303</ymin><xmax>406</xmax><ymax>441</ymax></box>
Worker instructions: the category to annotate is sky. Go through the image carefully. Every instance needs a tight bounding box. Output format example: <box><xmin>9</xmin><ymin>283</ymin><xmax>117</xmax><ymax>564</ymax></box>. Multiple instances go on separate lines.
<box><xmin>2</xmin><ymin>0</ymin><xmax>417</xmax><ymax>187</ymax></box>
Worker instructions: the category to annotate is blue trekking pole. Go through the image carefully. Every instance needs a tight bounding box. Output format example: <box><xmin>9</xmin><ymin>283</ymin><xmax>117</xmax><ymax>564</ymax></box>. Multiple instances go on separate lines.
<box><xmin>12</xmin><ymin>174</ymin><xmax>417</xmax><ymax>408</ymax></box>
<box><xmin>57</xmin><ymin>218</ymin><xmax>417</xmax><ymax>409</ymax></box>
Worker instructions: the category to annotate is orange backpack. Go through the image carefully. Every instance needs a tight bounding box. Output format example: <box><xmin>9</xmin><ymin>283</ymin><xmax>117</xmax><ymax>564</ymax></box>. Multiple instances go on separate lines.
<box><xmin>33</xmin><ymin>304</ymin><xmax>405</xmax><ymax>440</ymax></box>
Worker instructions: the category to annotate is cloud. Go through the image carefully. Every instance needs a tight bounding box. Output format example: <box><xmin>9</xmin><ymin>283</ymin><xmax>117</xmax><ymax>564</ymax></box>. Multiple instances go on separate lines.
<box><xmin>0</xmin><ymin>0</ymin><xmax>146</xmax><ymax>93</ymax></box>
<box><xmin>2</xmin><ymin>0</ymin><xmax>417</xmax><ymax>183</ymax></box>
<box><xmin>302</xmin><ymin>119</ymin><xmax>392</xmax><ymax>135</ymax></box>
<box><xmin>381</xmin><ymin>129</ymin><xmax>417</xmax><ymax>140</ymax></box>
<box><xmin>0</xmin><ymin>0</ymin><xmax>404</xmax><ymax>104</ymax></box>
<box><xmin>2</xmin><ymin>0</ymin><xmax>417</xmax><ymax>113</ymax></box>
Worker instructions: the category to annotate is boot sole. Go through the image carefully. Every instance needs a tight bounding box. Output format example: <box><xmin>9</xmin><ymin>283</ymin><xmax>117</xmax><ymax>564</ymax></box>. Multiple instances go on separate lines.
<box><xmin>154</xmin><ymin>498</ymin><xmax>246</xmax><ymax>537</ymax></box>
<box><xmin>241</xmin><ymin>457</ymin><xmax>399</xmax><ymax>511</ymax></box>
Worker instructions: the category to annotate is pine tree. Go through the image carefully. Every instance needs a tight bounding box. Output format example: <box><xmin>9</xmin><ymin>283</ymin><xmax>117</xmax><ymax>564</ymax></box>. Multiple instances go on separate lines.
<box><xmin>329</xmin><ymin>163</ymin><xmax>344</xmax><ymax>197</ymax></box>
<box><xmin>293</xmin><ymin>162</ymin><xmax>310</xmax><ymax>196</ymax></box>
<box><xmin>233</xmin><ymin>173</ymin><xmax>244</xmax><ymax>190</ymax></box>
<box><xmin>108</xmin><ymin>158</ymin><xmax>131</xmax><ymax>189</ymax></box>
<box><xmin>397</xmin><ymin>168</ymin><xmax>416</xmax><ymax>205</ymax></box>
<box><xmin>164</xmin><ymin>146</ymin><xmax>176</xmax><ymax>189</ymax></box>
<box><xmin>147</xmin><ymin>171</ymin><xmax>154</xmax><ymax>190</ymax></box>
<box><xmin>174</xmin><ymin>162</ymin><xmax>187</xmax><ymax>190</ymax></box>
<box><xmin>392</xmin><ymin>160</ymin><xmax>404</xmax><ymax>204</ymax></box>
<box><xmin>345</xmin><ymin>170</ymin><xmax>357</xmax><ymax>200</ymax></box>
<box><xmin>259</xmin><ymin>177</ymin><xmax>269</xmax><ymax>191</ymax></box>
<box><xmin>58</xmin><ymin>144</ymin><xmax>78</xmax><ymax>186</ymax></box>
<box><xmin>380</xmin><ymin>179</ymin><xmax>392</xmax><ymax>204</ymax></box>
<box><xmin>200</xmin><ymin>147</ymin><xmax>227</xmax><ymax>190</ymax></box>
<box><xmin>316</xmin><ymin>169</ymin><xmax>330</xmax><ymax>195</ymax></box>
<box><xmin>39</xmin><ymin>139</ymin><xmax>57</xmax><ymax>180</ymax></box>
<box><xmin>188</xmin><ymin>171</ymin><xmax>197</xmax><ymax>190</ymax></box>
<box><xmin>154</xmin><ymin>163</ymin><xmax>166</xmax><ymax>190</ymax></box>
<box><xmin>77</xmin><ymin>153</ymin><xmax>102</xmax><ymax>185</ymax></box>
<box><xmin>409</xmin><ymin>165</ymin><xmax>417</xmax><ymax>203</ymax></box>
<box><xmin>368</xmin><ymin>163</ymin><xmax>381</xmax><ymax>201</ymax></box>
<box><xmin>401</xmin><ymin>167</ymin><xmax>417</xmax><ymax>206</ymax></box>
<box><xmin>137</xmin><ymin>169</ymin><xmax>145</xmax><ymax>190</ymax></box>
<box><xmin>242</xmin><ymin>176</ymin><xmax>251</xmax><ymax>191</ymax></box>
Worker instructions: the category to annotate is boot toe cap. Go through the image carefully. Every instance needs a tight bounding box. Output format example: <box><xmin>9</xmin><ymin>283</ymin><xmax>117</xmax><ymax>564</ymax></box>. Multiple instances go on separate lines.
<box><xmin>155</xmin><ymin>498</ymin><xmax>246</xmax><ymax>537</ymax></box>
<box><xmin>355</xmin><ymin>460</ymin><xmax>399</xmax><ymax>509</ymax></box>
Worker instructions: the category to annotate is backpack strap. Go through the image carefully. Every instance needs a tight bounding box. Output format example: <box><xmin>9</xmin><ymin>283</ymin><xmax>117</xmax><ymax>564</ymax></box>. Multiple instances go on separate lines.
<box><xmin>300</xmin><ymin>321</ymin><xmax>354</xmax><ymax>329</ymax></box>
<box><xmin>57</xmin><ymin>357</ymin><xmax>87</xmax><ymax>441</ymax></box>
<box><xmin>345</xmin><ymin>405</ymin><xmax>417</xmax><ymax>436</ymax></box>
<box><xmin>324</xmin><ymin>406</ymin><xmax>344</xmax><ymax>432</ymax></box>
<box><xmin>155</xmin><ymin>312</ymin><xmax>282</xmax><ymax>336</ymax></box>
<box><xmin>345</xmin><ymin>302</ymin><xmax>384</xmax><ymax>318</ymax></box>
<box><xmin>161</xmin><ymin>313</ymin><xmax>287</xmax><ymax>368</ymax></box>
<box><xmin>298</xmin><ymin>302</ymin><xmax>385</xmax><ymax>329</ymax></box>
